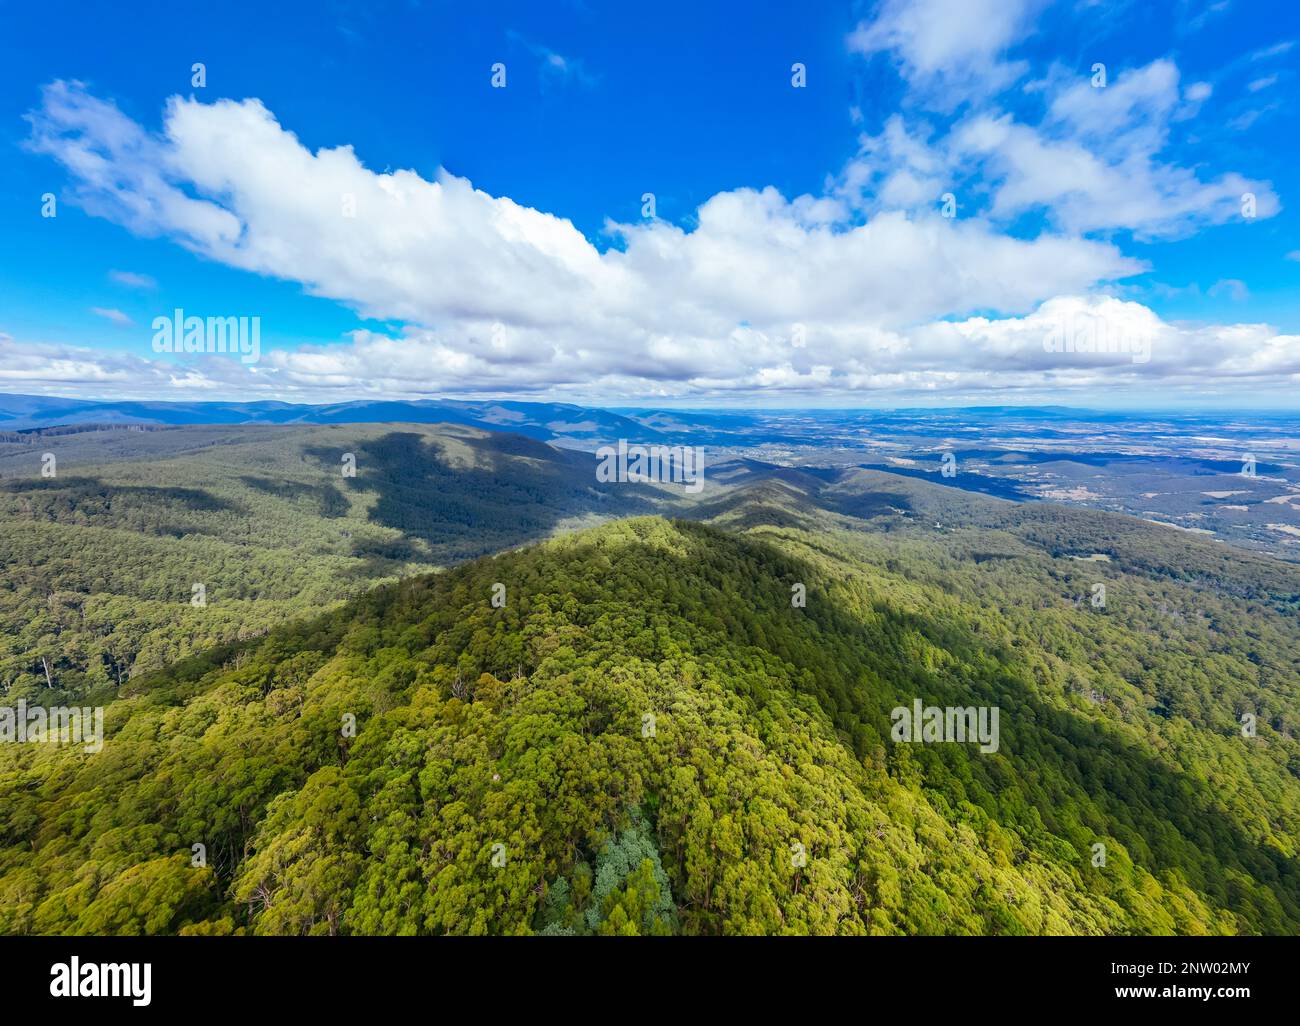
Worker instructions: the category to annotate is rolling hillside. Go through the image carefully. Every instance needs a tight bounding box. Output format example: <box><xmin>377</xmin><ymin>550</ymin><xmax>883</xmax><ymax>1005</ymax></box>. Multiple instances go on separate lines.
<box><xmin>2</xmin><ymin>486</ymin><xmax>1298</xmax><ymax>934</ymax></box>
<box><xmin>0</xmin><ymin>422</ymin><xmax>668</xmax><ymax>695</ymax></box>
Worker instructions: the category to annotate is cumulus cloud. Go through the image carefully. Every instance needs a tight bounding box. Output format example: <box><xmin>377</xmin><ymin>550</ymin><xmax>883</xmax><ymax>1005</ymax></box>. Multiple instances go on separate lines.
<box><xmin>0</xmin><ymin>334</ymin><xmax>218</xmax><ymax>392</ymax></box>
<box><xmin>840</xmin><ymin>5</ymin><xmax>1280</xmax><ymax>240</ymax></box>
<box><xmin>18</xmin><ymin>63</ymin><xmax>1296</xmax><ymax>403</ymax></box>
<box><xmin>7</xmin><ymin>295</ymin><xmax>1298</xmax><ymax>405</ymax></box>
<box><xmin>839</xmin><ymin>59</ymin><xmax>1279</xmax><ymax>239</ymax></box>
<box><xmin>23</xmin><ymin>79</ymin><xmax>1146</xmax><ymax>397</ymax></box>
<box><xmin>848</xmin><ymin>0</ymin><xmax>1046</xmax><ymax>102</ymax></box>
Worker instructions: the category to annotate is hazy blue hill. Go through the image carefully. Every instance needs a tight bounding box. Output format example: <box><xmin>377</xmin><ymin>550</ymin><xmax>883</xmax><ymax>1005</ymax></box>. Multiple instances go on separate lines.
<box><xmin>0</xmin><ymin>393</ymin><xmax>663</xmax><ymax>444</ymax></box>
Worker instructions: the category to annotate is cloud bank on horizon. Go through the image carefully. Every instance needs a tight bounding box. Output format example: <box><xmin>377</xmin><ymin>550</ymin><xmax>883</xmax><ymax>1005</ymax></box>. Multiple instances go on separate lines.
<box><xmin>9</xmin><ymin>0</ymin><xmax>1299</xmax><ymax>405</ymax></box>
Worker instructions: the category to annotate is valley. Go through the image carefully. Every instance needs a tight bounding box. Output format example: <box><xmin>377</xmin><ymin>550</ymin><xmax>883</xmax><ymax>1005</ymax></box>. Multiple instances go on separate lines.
<box><xmin>1</xmin><ymin>415</ymin><xmax>1298</xmax><ymax>935</ymax></box>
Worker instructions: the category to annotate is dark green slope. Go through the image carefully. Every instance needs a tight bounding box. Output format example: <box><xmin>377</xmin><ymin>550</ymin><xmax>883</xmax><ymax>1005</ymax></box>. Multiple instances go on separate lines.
<box><xmin>0</xmin><ymin>423</ymin><xmax>667</xmax><ymax>696</ymax></box>
<box><xmin>3</xmin><ymin>512</ymin><xmax>1297</xmax><ymax>935</ymax></box>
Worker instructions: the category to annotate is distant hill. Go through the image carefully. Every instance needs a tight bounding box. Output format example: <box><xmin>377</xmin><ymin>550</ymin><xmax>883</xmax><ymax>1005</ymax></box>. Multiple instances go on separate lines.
<box><xmin>0</xmin><ymin>422</ymin><xmax>672</xmax><ymax>694</ymax></box>
<box><xmin>6</xmin><ymin>420</ymin><xmax>1295</xmax><ymax>700</ymax></box>
<box><xmin>0</xmin><ymin>393</ymin><xmax>663</xmax><ymax>445</ymax></box>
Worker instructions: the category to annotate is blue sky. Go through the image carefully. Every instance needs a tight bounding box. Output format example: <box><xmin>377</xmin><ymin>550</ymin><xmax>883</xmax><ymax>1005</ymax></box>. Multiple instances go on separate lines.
<box><xmin>1</xmin><ymin>0</ymin><xmax>1298</xmax><ymax>407</ymax></box>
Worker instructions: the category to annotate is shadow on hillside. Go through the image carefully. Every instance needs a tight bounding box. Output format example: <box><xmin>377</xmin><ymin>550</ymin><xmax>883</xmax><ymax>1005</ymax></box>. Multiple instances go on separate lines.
<box><xmin>524</xmin><ymin>522</ymin><xmax>1298</xmax><ymax>931</ymax></box>
<box><xmin>239</xmin><ymin>475</ymin><xmax>348</xmax><ymax>518</ymax></box>
<box><xmin>859</xmin><ymin>464</ymin><xmax>1036</xmax><ymax>502</ymax></box>
<box><xmin>115</xmin><ymin>509</ymin><xmax>1298</xmax><ymax>931</ymax></box>
<box><xmin>304</xmin><ymin>431</ymin><xmax>659</xmax><ymax>564</ymax></box>
<box><xmin>817</xmin><ymin>490</ymin><xmax>917</xmax><ymax>519</ymax></box>
<box><xmin>0</xmin><ymin>476</ymin><xmax>241</xmax><ymax>536</ymax></box>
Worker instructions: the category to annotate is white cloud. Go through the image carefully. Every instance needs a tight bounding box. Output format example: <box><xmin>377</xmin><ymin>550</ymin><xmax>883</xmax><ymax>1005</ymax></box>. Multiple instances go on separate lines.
<box><xmin>0</xmin><ymin>335</ymin><xmax>217</xmax><ymax>391</ymax></box>
<box><xmin>25</xmin><ymin>82</ymin><xmax>241</xmax><ymax>247</ymax></box>
<box><xmin>90</xmin><ymin>306</ymin><xmax>133</xmax><ymax>325</ymax></box>
<box><xmin>505</xmin><ymin>31</ymin><xmax>598</xmax><ymax>88</ymax></box>
<box><xmin>25</xmin><ymin>80</ymin><xmax>1142</xmax><ymax>397</ymax></box>
<box><xmin>847</xmin><ymin>0</ymin><xmax>1045</xmax><ymax>102</ymax></box>
<box><xmin>1250</xmin><ymin>40</ymin><xmax>1294</xmax><ymax>60</ymax></box>
<box><xmin>7</xmin><ymin>295</ymin><xmax>1298</xmax><ymax>404</ymax></box>
<box><xmin>1227</xmin><ymin>108</ymin><xmax>1268</xmax><ymax>131</ymax></box>
<box><xmin>840</xmin><ymin>4</ymin><xmax>1281</xmax><ymax>241</ymax></box>
<box><xmin>1182</xmin><ymin>0</ymin><xmax>1231</xmax><ymax>35</ymax></box>
<box><xmin>108</xmin><ymin>269</ymin><xmax>157</xmax><ymax>289</ymax></box>
<box><xmin>19</xmin><ymin>69</ymin><xmax>1295</xmax><ymax>404</ymax></box>
<box><xmin>840</xmin><ymin>60</ymin><xmax>1279</xmax><ymax>239</ymax></box>
<box><xmin>1208</xmin><ymin>278</ymin><xmax>1249</xmax><ymax>301</ymax></box>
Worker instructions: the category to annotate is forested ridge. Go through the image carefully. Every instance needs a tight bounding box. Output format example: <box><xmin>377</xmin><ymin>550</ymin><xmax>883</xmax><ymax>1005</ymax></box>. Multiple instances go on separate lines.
<box><xmin>0</xmin><ymin>424</ymin><xmax>658</xmax><ymax>696</ymax></box>
<box><xmin>2</xmin><ymin>498</ymin><xmax>1298</xmax><ymax>935</ymax></box>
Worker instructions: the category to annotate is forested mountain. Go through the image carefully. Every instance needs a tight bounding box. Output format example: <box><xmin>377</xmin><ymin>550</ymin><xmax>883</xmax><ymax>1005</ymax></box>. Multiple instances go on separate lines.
<box><xmin>0</xmin><ymin>423</ymin><xmax>665</xmax><ymax>698</ymax></box>
<box><xmin>0</xmin><ymin>421</ymin><xmax>1002</xmax><ymax>702</ymax></box>
<box><xmin>2</xmin><ymin>480</ymin><xmax>1297</xmax><ymax>934</ymax></box>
